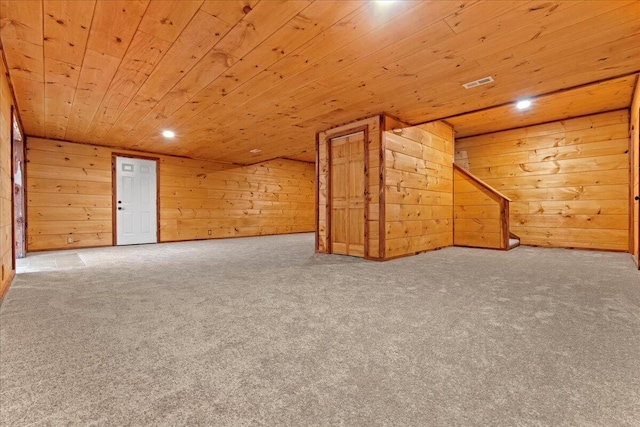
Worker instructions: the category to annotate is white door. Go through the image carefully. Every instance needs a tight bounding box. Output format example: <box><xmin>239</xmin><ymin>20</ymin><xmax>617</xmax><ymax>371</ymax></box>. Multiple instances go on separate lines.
<box><xmin>116</xmin><ymin>156</ymin><xmax>158</xmax><ymax>245</ymax></box>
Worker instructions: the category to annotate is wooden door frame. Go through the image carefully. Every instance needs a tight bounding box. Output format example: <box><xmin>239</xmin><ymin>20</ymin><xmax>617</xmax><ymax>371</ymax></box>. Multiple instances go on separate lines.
<box><xmin>637</xmin><ymin>105</ymin><xmax>640</xmax><ymax>269</ymax></box>
<box><xmin>10</xmin><ymin>106</ymin><xmax>15</xmax><ymax>270</ymax></box>
<box><xmin>111</xmin><ymin>153</ymin><xmax>161</xmax><ymax>246</ymax></box>
<box><xmin>10</xmin><ymin>106</ymin><xmax>25</xmax><ymax>269</ymax></box>
<box><xmin>630</xmin><ymin>101</ymin><xmax>640</xmax><ymax>269</ymax></box>
<box><xmin>326</xmin><ymin>126</ymin><xmax>369</xmax><ymax>257</ymax></box>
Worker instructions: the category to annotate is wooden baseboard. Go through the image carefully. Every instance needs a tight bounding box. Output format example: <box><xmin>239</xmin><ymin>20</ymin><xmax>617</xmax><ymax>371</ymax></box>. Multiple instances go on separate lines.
<box><xmin>515</xmin><ymin>243</ymin><xmax>629</xmax><ymax>254</ymax></box>
<box><xmin>454</xmin><ymin>244</ymin><xmax>508</xmax><ymax>251</ymax></box>
<box><xmin>0</xmin><ymin>270</ymin><xmax>16</xmax><ymax>306</ymax></box>
<box><xmin>381</xmin><ymin>245</ymin><xmax>450</xmax><ymax>262</ymax></box>
<box><xmin>27</xmin><ymin>243</ymin><xmax>111</xmax><ymax>254</ymax></box>
<box><xmin>160</xmin><ymin>230</ymin><xmax>314</xmax><ymax>245</ymax></box>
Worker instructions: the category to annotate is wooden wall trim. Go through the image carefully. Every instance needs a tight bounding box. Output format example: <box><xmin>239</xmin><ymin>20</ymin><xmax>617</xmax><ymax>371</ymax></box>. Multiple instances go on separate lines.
<box><xmin>10</xmin><ymin>105</ymin><xmax>15</xmax><ymax>270</ymax></box>
<box><xmin>500</xmin><ymin>199</ymin><xmax>509</xmax><ymax>250</ymax></box>
<box><xmin>9</xmin><ymin>106</ymin><xmax>27</xmax><ymax>264</ymax></box>
<box><xmin>451</xmin><ymin>125</ymin><xmax>456</xmax><ymax>251</ymax></box>
<box><xmin>363</xmin><ymin>126</ymin><xmax>370</xmax><ymax>258</ymax></box>
<box><xmin>158</xmin><ymin>230</ymin><xmax>313</xmax><ymax>245</ymax></box>
<box><xmin>452</xmin><ymin>164</ymin><xmax>512</xmax><ymax>202</ymax></box>
<box><xmin>630</xmin><ymin>103</ymin><xmax>635</xmax><ymax>255</ymax></box>
<box><xmin>382</xmin><ymin>246</ymin><xmax>449</xmax><ymax>262</ymax></box>
<box><xmin>379</xmin><ymin>115</ymin><xmax>386</xmax><ymax>260</ymax></box>
<box><xmin>110</xmin><ymin>156</ymin><xmax>117</xmax><ymax>247</ymax></box>
<box><xmin>452</xmin><ymin>187</ymin><xmax>456</xmax><ymax>246</ymax></box>
<box><xmin>326</xmin><ymin>134</ymin><xmax>332</xmax><ymax>254</ymax></box>
<box><xmin>0</xmin><ymin>271</ymin><xmax>14</xmax><ymax>301</ymax></box>
<box><xmin>19</xmin><ymin>121</ymin><xmax>26</xmax><ymax>258</ymax></box>
<box><xmin>314</xmin><ymin>132</ymin><xmax>320</xmax><ymax>252</ymax></box>
<box><xmin>631</xmin><ymin>74</ymin><xmax>640</xmax><ymax>266</ymax></box>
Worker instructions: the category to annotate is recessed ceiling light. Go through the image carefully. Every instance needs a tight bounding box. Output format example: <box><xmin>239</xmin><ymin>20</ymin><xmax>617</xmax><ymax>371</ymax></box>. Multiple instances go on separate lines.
<box><xmin>516</xmin><ymin>99</ymin><xmax>532</xmax><ymax>110</ymax></box>
<box><xmin>162</xmin><ymin>130</ymin><xmax>175</xmax><ymax>138</ymax></box>
<box><xmin>250</xmin><ymin>148</ymin><xmax>261</xmax><ymax>154</ymax></box>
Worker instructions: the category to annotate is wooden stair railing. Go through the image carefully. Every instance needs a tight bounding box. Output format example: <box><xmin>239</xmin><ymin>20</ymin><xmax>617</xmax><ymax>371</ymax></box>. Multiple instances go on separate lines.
<box><xmin>453</xmin><ymin>164</ymin><xmax>514</xmax><ymax>250</ymax></box>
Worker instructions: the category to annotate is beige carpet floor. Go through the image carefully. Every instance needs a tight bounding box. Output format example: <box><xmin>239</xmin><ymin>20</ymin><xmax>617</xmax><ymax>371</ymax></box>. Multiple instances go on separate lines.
<box><xmin>1</xmin><ymin>233</ymin><xmax>639</xmax><ymax>426</ymax></box>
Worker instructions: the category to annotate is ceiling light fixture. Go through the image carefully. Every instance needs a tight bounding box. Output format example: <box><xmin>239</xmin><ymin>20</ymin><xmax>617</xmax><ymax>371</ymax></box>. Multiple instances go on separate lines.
<box><xmin>162</xmin><ymin>130</ymin><xmax>175</xmax><ymax>138</ymax></box>
<box><xmin>516</xmin><ymin>99</ymin><xmax>532</xmax><ymax>110</ymax></box>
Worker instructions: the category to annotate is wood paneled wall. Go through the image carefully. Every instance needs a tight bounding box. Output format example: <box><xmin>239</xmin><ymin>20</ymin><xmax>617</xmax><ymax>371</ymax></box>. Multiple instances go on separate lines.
<box><xmin>631</xmin><ymin>78</ymin><xmax>640</xmax><ymax>267</ymax></box>
<box><xmin>0</xmin><ymin>55</ymin><xmax>15</xmax><ymax>297</ymax></box>
<box><xmin>455</xmin><ymin>110</ymin><xmax>630</xmax><ymax>251</ymax></box>
<box><xmin>26</xmin><ymin>138</ymin><xmax>314</xmax><ymax>252</ymax></box>
<box><xmin>384</xmin><ymin>120</ymin><xmax>454</xmax><ymax>259</ymax></box>
<box><xmin>160</xmin><ymin>158</ymin><xmax>314</xmax><ymax>242</ymax></box>
<box><xmin>317</xmin><ymin>116</ymin><xmax>381</xmax><ymax>259</ymax></box>
<box><xmin>453</xmin><ymin>166</ymin><xmax>507</xmax><ymax>250</ymax></box>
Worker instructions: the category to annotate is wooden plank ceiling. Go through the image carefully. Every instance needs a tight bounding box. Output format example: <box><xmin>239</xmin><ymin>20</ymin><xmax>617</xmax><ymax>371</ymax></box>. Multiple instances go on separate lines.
<box><xmin>448</xmin><ymin>75</ymin><xmax>638</xmax><ymax>138</ymax></box>
<box><xmin>1</xmin><ymin>0</ymin><xmax>639</xmax><ymax>165</ymax></box>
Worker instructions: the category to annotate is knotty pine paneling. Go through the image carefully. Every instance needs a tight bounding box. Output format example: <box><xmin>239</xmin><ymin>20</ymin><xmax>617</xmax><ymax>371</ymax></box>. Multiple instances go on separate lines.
<box><xmin>384</xmin><ymin>120</ymin><xmax>454</xmax><ymax>259</ymax></box>
<box><xmin>631</xmin><ymin>78</ymin><xmax>640</xmax><ymax>267</ymax></box>
<box><xmin>317</xmin><ymin>115</ymin><xmax>381</xmax><ymax>259</ymax></box>
<box><xmin>0</xmin><ymin>55</ymin><xmax>16</xmax><ymax>297</ymax></box>
<box><xmin>26</xmin><ymin>138</ymin><xmax>314</xmax><ymax>251</ymax></box>
<box><xmin>455</xmin><ymin>110</ymin><xmax>630</xmax><ymax>252</ymax></box>
<box><xmin>453</xmin><ymin>167</ymin><xmax>504</xmax><ymax>250</ymax></box>
<box><xmin>3</xmin><ymin>2</ymin><xmax>639</xmax><ymax>165</ymax></box>
<box><xmin>448</xmin><ymin>75</ymin><xmax>636</xmax><ymax>138</ymax></box>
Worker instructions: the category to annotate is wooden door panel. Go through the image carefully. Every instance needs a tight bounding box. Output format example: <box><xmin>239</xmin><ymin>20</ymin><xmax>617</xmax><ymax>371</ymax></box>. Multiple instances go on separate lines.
<box><xmin>331</xmin><ymin>139</ymin><xmax>348</xmax><ymax>255</ymax></box>
<box><xmin>331</xmin><ymin>163</ymin><xmax>348</xmax><ymax>200</ymax></box>
<box><xmin>332</xmin><ymin>242</ymin><xmax>348</xmax><ymax>255</ymax></box>
<box><xmin>347</xmin><ymin>133</ymin><xmax>365</xmax><ymax>256</ymax></box>
<box><xmin>349</xmin><ymin>206</ymin><xmax>365</xmax><ymax>255</ymax></box>
<box><xmin>331</xmin><ymin>207</ymin><xmax>347</xmax><ymax>254</ymax></box>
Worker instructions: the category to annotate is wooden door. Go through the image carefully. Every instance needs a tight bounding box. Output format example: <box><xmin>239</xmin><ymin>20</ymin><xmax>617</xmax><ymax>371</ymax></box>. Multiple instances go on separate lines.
<box><xmin>115</xmin><ymin>156</ymin><xmax>158</xmax><ymax>245</ymax></box>
<box><xmin>330</xmin><ymin>132</ymin><xmax>365</xmax><ymax>257</ymax></box>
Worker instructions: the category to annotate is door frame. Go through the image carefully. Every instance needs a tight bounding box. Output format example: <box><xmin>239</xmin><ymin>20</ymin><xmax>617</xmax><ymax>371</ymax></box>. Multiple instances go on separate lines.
<box><xmin>637</xmin><ymin>105</ymin><xmax>640</xmax><ymax>269</ymax></box>
<box><xmin>111</xmin><ymin>153</ymin><xmax>161</xmax><ymax>246</ymax></box>
<box><xmin>326</xmin><ymin>126</ymin><xmax>369</xmax><ymax>257</ymax></box>
<box><xmin>10</xmin><ymin>106</ymin><xmax>25</xmax><ymax>269</ymax></box>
